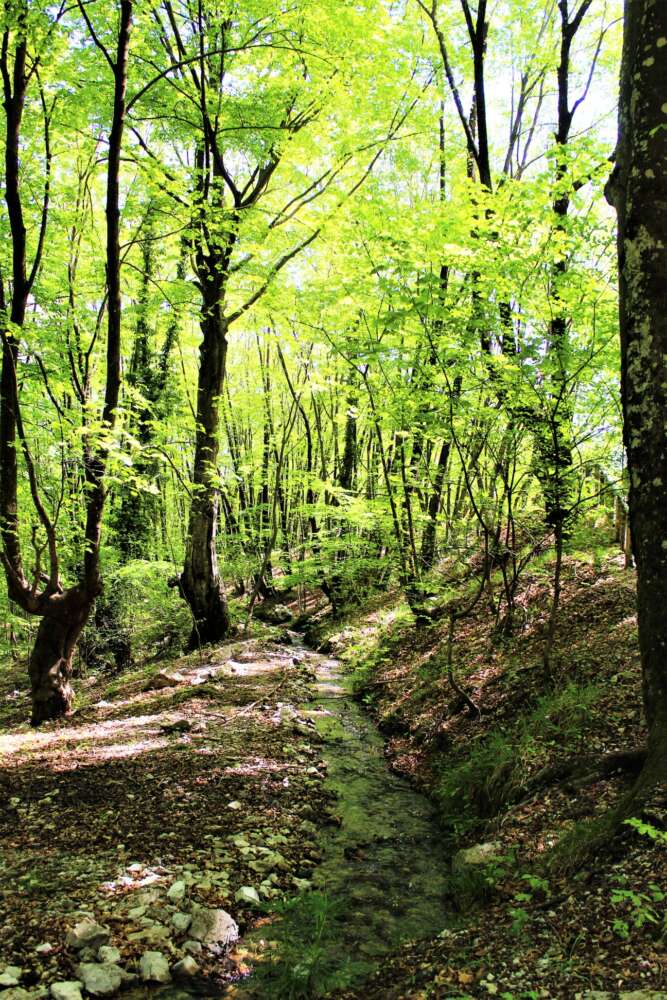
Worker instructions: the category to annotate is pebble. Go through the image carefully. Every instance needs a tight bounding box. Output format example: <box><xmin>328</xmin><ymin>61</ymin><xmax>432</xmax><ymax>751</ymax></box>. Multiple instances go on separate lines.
<box><xmin>183</xmin><ymin>941</ymin><xmax>202</xmax><ymax>956</ymax></box>
<box><xmin>139</xmin><ymin>952</ymin><xmax>171</xmax><ymax>984</ymax></box>
<box><xmin>0</xmin><ymin>968</ymin><xmax>22</xmax><ymax>988</ymax></box>
<box><xmin>65</xmin><ymin>920</ymin><xmax>110</xmax><ymax>952</ymax></box>
<box><xmin>97</xmin><ymin>947</ymin><xmax>120</xmax><ymax>965</ymax></box>
<box><xmin>172</xmin><ymin>957</ymin><xmax>199</xmax><ymax>979</ymax></box>
<box><xmin>50</xmin><ymin>984</ymin><xmax>84</xmax><ymax>1000</ymax></box>
<box><xmin>189</xmin><ymin>906</ymin><xmax>239</xmax><ymax>948</ymax></box>
<box><xmin>75</xmin><ymin>963</ymin><xmax>122</xmax><ymax>997</ymax></box>
<box><xmin>171</xmin><ymin>913</ymin><xmax>191</xmax><ymax>933</ymax></box>
<box><xmin>166</xmin><ymin>881</ymin><xmax>186</xmax><ymax>903</ymax></box>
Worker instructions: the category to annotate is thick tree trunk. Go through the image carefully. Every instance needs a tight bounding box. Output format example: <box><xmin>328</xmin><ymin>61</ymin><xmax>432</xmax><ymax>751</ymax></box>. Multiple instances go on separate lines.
<box><xmin>181</xmin><ymin>295</ymin><xmax>231</xmax><ymax>646</ymax></box>
<box><xmin>607</xmin><ymin>0</ymin><xmax>667</xmax><ymax>770</ymax></box>
<box><xmin>29</xmin><ymin>598</ymin><xmax>90</xmax><ymax>725</ymax></box>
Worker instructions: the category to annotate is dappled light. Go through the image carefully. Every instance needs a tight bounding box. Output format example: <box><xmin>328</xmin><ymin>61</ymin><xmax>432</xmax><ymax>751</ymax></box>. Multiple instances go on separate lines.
<box><xmin>1</xmin><ymin>0</ymin><xmax>666</xmax><ymax>997</ymax></box>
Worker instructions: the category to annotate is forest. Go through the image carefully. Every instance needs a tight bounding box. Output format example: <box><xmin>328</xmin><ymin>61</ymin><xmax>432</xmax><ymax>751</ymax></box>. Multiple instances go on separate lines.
<box><xmin>0</xmin><ymin>0</ymin><xmax>665</xmax><ymax>997</ymax></box>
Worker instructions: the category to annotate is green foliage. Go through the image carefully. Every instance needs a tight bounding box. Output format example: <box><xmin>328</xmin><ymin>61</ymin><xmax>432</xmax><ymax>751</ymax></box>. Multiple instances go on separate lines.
<box><xmin>433</xmin><ymin>683</ymin><xmax>602</xmax><ymax>832</ymax></box>
<box><xmin>248</xmin><ymin>892</ymin><xmax>369</xmax><ymax>999</ymax></box>
<box><xmin>625</xmin><ymin>817</ymin><xmax>667</xmax><ymax>844</ymax></box>
<box><xmin>79</xmin><ymin>561</ymin><xmax>191</xmax><ymax>671</ymax></box>
<box><xmin>608</xmin><ymin>820</ymin><xmax>667</xmax><ymax>940</ymax></box>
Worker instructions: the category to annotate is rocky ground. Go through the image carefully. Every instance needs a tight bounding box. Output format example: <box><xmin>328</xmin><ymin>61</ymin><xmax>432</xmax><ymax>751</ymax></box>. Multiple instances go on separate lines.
<box><xmin>0</xmin><ymin>632</ymin><xmax>333</xmax><ymax>999</ymax></box>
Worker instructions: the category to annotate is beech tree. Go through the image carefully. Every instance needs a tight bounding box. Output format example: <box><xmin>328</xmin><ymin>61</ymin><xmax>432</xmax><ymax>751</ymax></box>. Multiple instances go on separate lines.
<box><xmin>0</xmin><ymin>0</ymin><xmax>133</xmax><ymax>723</ymax></box>
<box><xmin>606</xmin><ymin>0</ymin><xmax>667</xmax><ymax>785</ymax></box>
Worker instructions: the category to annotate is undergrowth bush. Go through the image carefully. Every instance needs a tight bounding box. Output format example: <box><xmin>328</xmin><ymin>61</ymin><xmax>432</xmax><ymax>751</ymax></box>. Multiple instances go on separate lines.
<box><xmin>249</xmin><ymin>891</ymin><xmax>369</xmax><ymax>998</ymax></box>
<box><xmin>433</xmin><ymin>682</ymin><xmax>602</xmax><ymax>834</ymax></box>
<box><xmin>79</xmin><ymin>560</ymin><xmax>191</xmax><ymax>672</ymax></box>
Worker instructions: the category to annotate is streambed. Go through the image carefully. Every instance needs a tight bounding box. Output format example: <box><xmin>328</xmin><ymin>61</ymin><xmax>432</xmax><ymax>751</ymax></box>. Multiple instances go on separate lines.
<box><xmin>304</xmin><ymin>652</ymin><xmax>451</xmax><ymax>956</ymax></box>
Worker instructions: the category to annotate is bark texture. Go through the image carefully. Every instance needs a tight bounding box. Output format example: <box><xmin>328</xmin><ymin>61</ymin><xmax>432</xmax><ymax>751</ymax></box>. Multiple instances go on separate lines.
<box><xmin>607</xmin><ymin>0</ymin><xmax>667</xmax><ymax>767</ymax></box>
<box><xmin>180</xmin><ymin>288</ymin><xmax>232</xmax><ymax>646</ymax></box>
<box><xmin>29</xmin><ymin>596</ymin><xmax>89</xmax><ymax>725</ymax></box>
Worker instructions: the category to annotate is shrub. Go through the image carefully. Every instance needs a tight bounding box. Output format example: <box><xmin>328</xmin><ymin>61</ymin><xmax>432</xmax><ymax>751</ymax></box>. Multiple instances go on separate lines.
<box><xmin>79</xmin><ymin>560</ymin><xmax>191</xmax><ymax>672</ymax></box>
<box><xmin>249</xmin><ymin>891</ymin><xmax>369</xmax><ymax>999</ymax></box>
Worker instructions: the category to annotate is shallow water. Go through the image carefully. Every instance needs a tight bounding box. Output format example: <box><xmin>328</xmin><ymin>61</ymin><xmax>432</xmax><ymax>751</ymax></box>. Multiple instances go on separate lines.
<box><xmin>300</xmin><ymin>652</ymin><xmax>451</xmax><ymax>959</ymax></box>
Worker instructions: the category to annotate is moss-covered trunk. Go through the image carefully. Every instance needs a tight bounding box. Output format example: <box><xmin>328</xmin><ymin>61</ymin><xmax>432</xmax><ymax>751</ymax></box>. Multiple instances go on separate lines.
<box><xmin>608</xmin><ymin>0</ymin><xmax>667</xmax><ymax>768</ymax></box>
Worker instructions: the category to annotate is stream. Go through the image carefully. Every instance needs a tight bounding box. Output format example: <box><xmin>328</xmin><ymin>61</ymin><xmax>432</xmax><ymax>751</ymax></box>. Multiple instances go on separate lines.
<box><xmin>306</xmin><ymin>651</ymin><xmax>451</xmax><ymax>952</ymax></box>
<box><xmin>132</xmin><ymin>641</ymin><xmax>452</xmax><ymax>999</ymax></box>
<box><xmin>234</xmin><ymin>645</ymin><xmax>452</xmax><ymax>994</ymax></box>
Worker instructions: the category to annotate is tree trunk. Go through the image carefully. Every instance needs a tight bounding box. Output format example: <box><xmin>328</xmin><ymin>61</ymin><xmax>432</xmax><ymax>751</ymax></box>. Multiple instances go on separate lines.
<box><xmin>607</xmin><ymin>0</ymin><xmax>667</xmax><ymax>770</ymax></box>
<box><xmin>29</xmin><ymin>597</ymin><xmax>90</xmax><ymax>725</ymax></box>
<box><xmin>180</xmin><ymin>293</ymin><xmax>232</xmax><ymax>646</ymax></box>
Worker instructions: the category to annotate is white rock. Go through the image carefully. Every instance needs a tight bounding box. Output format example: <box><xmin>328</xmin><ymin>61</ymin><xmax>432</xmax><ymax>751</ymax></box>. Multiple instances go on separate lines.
<box><xmin>145</xmin><ymin>671</ymin><xmax>185</xmax><ymax>691</ymax></box>
<box><xmin>171</xmin><ymin>912</ymin><xmax>191</xmax><ymax>933</ymax></box>
<box><xmin>451</xmin><ymin>841</ymin><xmax>502</xmax><ymax>875</ymax></box>
<box><xmin>0</xmin><ymin>968</ymin><xmax>22</xmax><ymax>987</ymax></box>
<box><xmin>166</xmin><ymin>880</ymin><xmax>186</xmax><ymax>903</ymax></box>
<box><xmin>172</xmin><ymin>957</ymin><xmax>199</xmax><ymax>979</ymax></box>
<box><xmin>189</xmin><ymin>906</ymin><xmax>239</xmax><ymax>949</ymax></box>
<box><xmin>139</xmin><ymin>952</ymin><xmax>171</xmax><ymax>984</ymax></box>
<box><xmin>75</xmin><ymin>963</ymin><xmax>122</xmax><ymax>997</ymax></box>
<box><xmin>183</xmin><ymin>941</ymin><xmax>202</xmax><ymax>956</ymax></box>
<box><xmin>234</xmin><ymin>886</ymin><xmax>260</xmax><ymax>906</ymax></box>
<box><xmin>66</xmin><ymin>919</ymin><xmax>111</xmax><ymax>952</ymax></box>
<box><xmin>35</xmin><ymin>944</ymin><xmax>53</xmax><ymax>956</ymax></box>
<box><xmin>97</xmin><ymin>947</ymin><xmax>120</xmax><ymax>965</ymax></box>
<box><xmin>50</xmin><ymin>983</ymin><xmax>84</xmax><ymax>1000</ymax></box>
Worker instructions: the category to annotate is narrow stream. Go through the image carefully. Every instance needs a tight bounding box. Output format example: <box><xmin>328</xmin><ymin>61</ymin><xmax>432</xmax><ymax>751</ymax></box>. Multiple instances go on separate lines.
<box><xmin>302</xmin><ymin>650</ymin><xmax>451</xmax><ymax>956</ymax></box>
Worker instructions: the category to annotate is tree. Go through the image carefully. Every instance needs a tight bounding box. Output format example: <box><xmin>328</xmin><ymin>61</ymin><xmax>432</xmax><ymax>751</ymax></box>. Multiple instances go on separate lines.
<box><xmin>0</xmin><ymin>0</ymin><xmax>133</xmax><ymax>723</ymax></box>
<box><xmin>606</xmin><ymin>0</ymin><xmax>667</xmax><ymax>784</ymax></box>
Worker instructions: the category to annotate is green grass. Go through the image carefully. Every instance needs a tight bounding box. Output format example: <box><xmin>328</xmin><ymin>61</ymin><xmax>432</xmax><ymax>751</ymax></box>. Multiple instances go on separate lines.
<box><xmin>432</xmin><ymin>682</ymin><xmax>603</xmax><ymax>835</ymax></box>
<box><xmin>248</xmin><ymin>891</ymin><xmax>370</xmax><ymax>999</ymax></box>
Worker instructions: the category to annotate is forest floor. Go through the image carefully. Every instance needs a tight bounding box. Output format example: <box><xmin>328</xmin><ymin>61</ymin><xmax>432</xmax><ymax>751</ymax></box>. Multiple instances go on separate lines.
<box><xmin>0</xmin><ymin>631</ymin><xmax>337</xmax><ymax>997</ymax></box>
<box><xmin>0</xmin><ymin>543</ymin><xmax>665</xmax><ymax>1000</ymax></box>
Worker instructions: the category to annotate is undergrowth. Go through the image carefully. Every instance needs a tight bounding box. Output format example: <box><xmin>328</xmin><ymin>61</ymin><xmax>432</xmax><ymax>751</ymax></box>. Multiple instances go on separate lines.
<box><xmin>433</xmin><ymin>681</ymin><xmax>603</xmax><ymax>836</ymax></box>
<box><xmin>248</xmin><ymin>891</ymin><xmax>370</xmax><ymax>999</ymax></box>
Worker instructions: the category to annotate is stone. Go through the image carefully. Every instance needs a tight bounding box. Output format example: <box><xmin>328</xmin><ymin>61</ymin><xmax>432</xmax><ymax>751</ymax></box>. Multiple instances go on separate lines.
<box><xmin>166</xmin><ymin>881</ymin><xmax>186</xmax><ymax>903</ymax></box>
<box><xmin>451</xmin><ymin>841</ymin><xmax>502</xmax><ymax>875</ymax></box>
<box><xmin>97</xmin><ymin>947</ymin><xmax>120</xmax><ymax>965</ymax></box>
<box><xmin>35</xmin><ymin>944</ymin><xmax>53</xmax><ymax>955</ymax></box>
<box><xmin>75</xmin><ymin>964</ymin><xmax>122</xmax><ymax>997</ymax></box>
<box><xmin>0</xmin><ymin>991</ymin><xmax>34</xmax><ymax>1000</ymax></box>
<box><xmin>189</xmin><ymin>906</ymin><xmax>239</xmax><ymax>949</ymax></box>
<box><xmin>126</xmin><ymin>906</ymin><xmax>146</xmax><ymax>920</ymax></box>
<box><xmin>234</xmin><ymin>886</ymin><xmax>260</xmax><ymax>906</ymax></box>
<box><xmin>66</xmin><ymin>919</ymin><xmax>111</xmax><ymax>952</ymax></box>
<box><xmin>171</xmin><ymin>913</ymin><xmax>191</xmax><ymax>933</ymax></box>
<box><xmin>139</xmin><ymin>952</ymin><xmax>171</xmax><ymax>984</ymax></box>
<box><xmin>183</xmin><ymin>941</ymin><xmax>202</xmax><ymax>956</ymax></box>
<box><xmin>0</xmin><ymin>968</ymin><xmax>22</xmax><ymax>987</ymax></box>
<box><xmin>126</xmin><ymin>924</ymin><xmax>170</xmax><ymax>945</ymax></box>
<box><xmin>172</xmin><ymin>957</ymin><xmax>199</xmax><ymax>979</ymax></box>
<box><xmin>256</xmin><ymin>603</ymin><xmax>292</xmax><ymax>625</ymax></box>
<box><xmin>50</xmin><ymin>984</ymin><xmax>83</xmax><ymax>1000</ymax></box>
